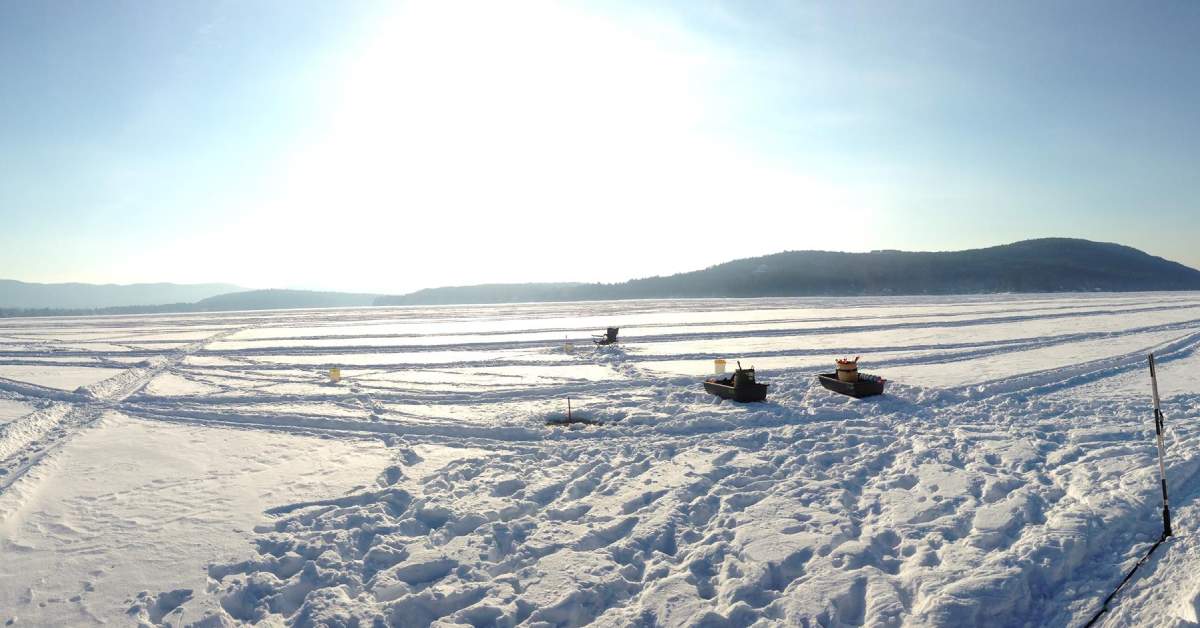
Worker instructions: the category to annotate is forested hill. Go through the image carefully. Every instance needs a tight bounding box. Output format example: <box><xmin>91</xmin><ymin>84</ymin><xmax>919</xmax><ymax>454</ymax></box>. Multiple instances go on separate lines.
<box><xmin>194</xmin><ymin>289</ymin><xmax>379</xmax><ymax>310</ymax></box>
<box><xmin>375</xmin><ymin>239</ymin><xmax>1200</xmax><ymax>305</ymax></box>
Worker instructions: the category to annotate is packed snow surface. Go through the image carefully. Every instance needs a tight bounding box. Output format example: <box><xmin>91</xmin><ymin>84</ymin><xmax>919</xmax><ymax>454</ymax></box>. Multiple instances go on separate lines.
<box><xmin>0</xmin><ymin>413</ymin><xmax>393</xmax><ymax>625</ymax></box>
<box><xmin>0</xmin><ymin>398</ymin><xmax>34</xmax><ymax>425</ymax></box>
<box><xmin>1</xmin><ymin>293</ymin><xmax>1199</xmax><ymax>627</ymax></box>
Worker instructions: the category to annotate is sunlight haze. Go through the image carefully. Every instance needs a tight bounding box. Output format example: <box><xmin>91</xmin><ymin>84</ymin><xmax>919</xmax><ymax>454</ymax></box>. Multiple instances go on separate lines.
<box><xmin>2</xmin><ymin>1</ymin><xmax>1198</xmax><ymax>293</ymax></box>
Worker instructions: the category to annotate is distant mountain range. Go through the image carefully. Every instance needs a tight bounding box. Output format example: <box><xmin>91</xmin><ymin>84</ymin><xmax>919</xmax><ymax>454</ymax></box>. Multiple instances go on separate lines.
<box><xmin>0</xmin><ymin>289</ymin><xmax>380</xmax><ymax>317</ymax></box>
<box><xmin>381</xmin><ymin>283</ymin><xmax>592</xmax><ymax>306</ymax></box>
<box><xmin>195</xmin><ymin>289</ymin><xmax>379</xmax><ymax>310</ymax></box>
<box><xmin>376</xmin><ymin>239</ymin><xmax>1200</xmax><ymax>305</ymax></box>
<box><xmin>3</xmin><ymin>239</ymin><xmax>1199</xmax><ymax>316</ymax></box>
<box><xmin>0</xmin><ymin>279</ymin><xmax>241</xmax><ymax>309</ymax></box>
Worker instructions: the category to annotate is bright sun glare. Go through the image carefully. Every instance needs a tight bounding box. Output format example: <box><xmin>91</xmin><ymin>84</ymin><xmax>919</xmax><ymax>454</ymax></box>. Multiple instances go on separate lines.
<box><xmin>225</xmin><ymin>2</ymin><xmax>873</xmax><ymax>292</ymax></box>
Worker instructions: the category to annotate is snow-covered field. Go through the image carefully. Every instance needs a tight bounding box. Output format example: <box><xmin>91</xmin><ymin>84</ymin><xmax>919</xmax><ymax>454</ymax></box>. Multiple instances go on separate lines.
<box><xmin>2</xmin><ymin>293</ymin><xmax>1200</xmax><ymax>627</ymax></box>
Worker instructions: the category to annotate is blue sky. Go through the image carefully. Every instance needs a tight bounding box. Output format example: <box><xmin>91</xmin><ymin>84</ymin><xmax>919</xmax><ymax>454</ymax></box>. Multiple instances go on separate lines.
<box><xmin>2</xmin><ymin>1</ymin><xmax>1197</xmax><ymax>293</ymax></box>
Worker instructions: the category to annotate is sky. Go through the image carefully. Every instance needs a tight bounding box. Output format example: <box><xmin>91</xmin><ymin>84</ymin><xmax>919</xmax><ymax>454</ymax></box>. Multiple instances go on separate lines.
<box><xmin>2</xmin><ymin>0</ymin><xmax>1198</xmax><ymax>294</ymax></box>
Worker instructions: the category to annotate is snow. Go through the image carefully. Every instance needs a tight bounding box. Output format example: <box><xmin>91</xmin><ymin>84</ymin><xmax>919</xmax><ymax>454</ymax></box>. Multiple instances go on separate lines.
<box><xmin>143</xmin><ymin>372</ymin><xmax>226</xmax><ymax>396</ymax></box>
<box><xmin>0</xmin><ymin>398</ymin><xmax>34</xmax><ymax>425</ymax></box>
<box><xmin>0</xmin><ymin>364</ymin><xmax>125</xmax><ymax>391</ymax></box>
<box><xmin>0</xmin><ymin>292</ymin><xmax>1199</xmax><ymax>626</ymax></box>
<box><xmin>0</xmin><ymin>413</ymin><xmax>394</xmax><ymax>626</ymax></box>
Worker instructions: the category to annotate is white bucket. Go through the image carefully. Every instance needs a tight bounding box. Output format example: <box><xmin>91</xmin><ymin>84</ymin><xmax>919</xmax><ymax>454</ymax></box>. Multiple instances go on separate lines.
<box><xmin>564</xmin><ymin>342</ymin><xmax>575</xmax><ymax>354</ymax></box>
<box><xmin>836</xmin><ymin>359</ymin><xmax>859</xmax><ymax>383</ymax></box>
<box><xmin>714</xmin><ymin>359</ymin><xmax>727</xmax><ymax>375</ymax></box>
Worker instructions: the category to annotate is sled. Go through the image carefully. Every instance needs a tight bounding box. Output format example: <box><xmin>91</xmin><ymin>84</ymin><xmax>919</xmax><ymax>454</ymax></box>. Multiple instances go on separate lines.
<box><xmin>704</xmin><ymin>363</ymin><xmax>768</xmax><ymax>402</ymax></box>
<box><xmin>817</xmin><ymin>372</ymin><xmax>886</xmax><ymax>398</ymax></box>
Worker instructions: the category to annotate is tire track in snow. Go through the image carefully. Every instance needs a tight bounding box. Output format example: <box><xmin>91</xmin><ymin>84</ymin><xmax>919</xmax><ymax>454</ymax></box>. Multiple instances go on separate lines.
<box><xmin>942</xmin><ymin>330</ymin><xmax>1200</xmax><ymax>401</ymax></box>
<box><xmin>0</xmin><ymin>326</ymin><xmax>250</xmax><ymax>494</ymax></box>
<box><xmin>111</xmin><ymin>323</ymin><xmax>1200</xmax><ymax>444</ymax></box>
<box><xmin>9</xmin><ymin>303</ymin><xmax>1197</xmax><ymax>361</ymax></box>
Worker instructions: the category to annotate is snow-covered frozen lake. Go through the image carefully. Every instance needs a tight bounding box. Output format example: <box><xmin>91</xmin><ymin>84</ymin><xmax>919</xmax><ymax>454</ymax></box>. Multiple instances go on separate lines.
<box><xmin>2</xmin><ymin>293</ymin><xmax>1200</xmax><ymax>626</ymax></box>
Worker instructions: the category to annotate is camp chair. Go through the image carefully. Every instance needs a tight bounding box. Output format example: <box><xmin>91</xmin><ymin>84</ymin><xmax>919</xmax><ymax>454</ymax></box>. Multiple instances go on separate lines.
<box><xmin>592</xmin><ymin>327</ymin><xmax>619</xmax><ymax>345</ymax></box>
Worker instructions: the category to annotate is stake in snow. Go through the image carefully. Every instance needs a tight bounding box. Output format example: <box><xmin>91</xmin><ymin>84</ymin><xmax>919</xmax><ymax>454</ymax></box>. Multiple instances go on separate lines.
<box><xmin>1</xmin><ymin>293</ymin><xmax>1200</xmax><ymax>626</ymax></box>
<box><xmin>1083</xmin><ymin>353</ymin><xmax>1179</xmax><ymax>627</ymax></box>
<box><xmin>1150</xmin><ymin>353</ymin><xmax>1173</xmax><ymax>539</ymax></box>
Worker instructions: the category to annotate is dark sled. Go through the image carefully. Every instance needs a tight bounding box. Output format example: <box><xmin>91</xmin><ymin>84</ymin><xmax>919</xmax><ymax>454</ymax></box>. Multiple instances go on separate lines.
<box><xmin>704</xmin><ymin>364</ymin><xmax>768</xmax><ymax>403</ymax></box>
<box><xmin>817</xmin><ymin>373</ymin><xmax>886</xmax><ymax>398</ymax></box>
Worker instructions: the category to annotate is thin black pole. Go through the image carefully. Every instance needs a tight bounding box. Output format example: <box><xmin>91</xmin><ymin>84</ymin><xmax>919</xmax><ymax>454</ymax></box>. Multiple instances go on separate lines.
<box><xmin>1149</xmin><ymin>353</ymin><xmax>1172</xmax><ymax>538</ymax></box>
<box><xmin>1082</xmin><ymin>354</ymin><xmax>1177</xmax><ymax>626</ymax></box>
<box><xmin>1083</xmin><ymin>535</ymin><xmax>1167</xmax><ymax>627</ymax></box>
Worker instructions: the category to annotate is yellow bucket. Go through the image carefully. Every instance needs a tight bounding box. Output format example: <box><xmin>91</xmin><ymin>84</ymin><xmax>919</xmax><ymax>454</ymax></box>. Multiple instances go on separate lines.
<box><xmin>714</xmin><ymin>359</ymin><xmax>727</xmax><ymax>375</ymax></box>
<box><xmin>329</xmin><ymin>367</ymin><xmax>342</xmax><ymax>383</ymax></box>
